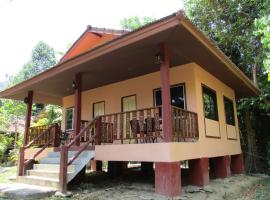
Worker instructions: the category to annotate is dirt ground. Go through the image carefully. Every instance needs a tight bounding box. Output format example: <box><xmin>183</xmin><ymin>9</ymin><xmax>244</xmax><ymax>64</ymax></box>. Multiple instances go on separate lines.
<box><xmin>48</xmin><ymin>169</ymin><xmax>268</xmax><ymax>200</ymax></box>
<box><xmin>0</xmin><ymin>167</ymin><xmax>269</xmax><ymax>200</ymax></box>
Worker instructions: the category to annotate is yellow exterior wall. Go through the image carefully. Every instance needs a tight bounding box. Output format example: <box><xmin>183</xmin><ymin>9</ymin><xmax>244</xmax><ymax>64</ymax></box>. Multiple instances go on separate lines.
<box><xmin>62</xmin><ymin>63</ymin><xmax>197</xmax><ymax>128</ymax></box>
<box><xmin>62</xmin><ymin>62</ymin><xmax>241</xmax><ymax>161</ymax></box>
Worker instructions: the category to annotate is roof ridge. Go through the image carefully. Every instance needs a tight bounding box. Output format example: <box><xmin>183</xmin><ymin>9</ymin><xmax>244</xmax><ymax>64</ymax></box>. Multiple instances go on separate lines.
<box><xmin>86</xmin><ymin>25</ymin><xmax>129</xmax><ymax>35</ymax></box>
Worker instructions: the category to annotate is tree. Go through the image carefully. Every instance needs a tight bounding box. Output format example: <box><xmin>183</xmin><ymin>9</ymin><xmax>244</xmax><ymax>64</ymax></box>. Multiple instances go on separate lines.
<box><xmin>0</xmin><ymin>41</ymin><xmax>60</xmax><ymax>134</ymax></box>
<box><xmin>8</xmin><ymin>41</ymin><xmax>57</xmax><ymax>86</ymax></box>
<box><xmin>254</xmin><ymin>16</ymin><xmax>270</xmax><ymax>81</ymax></box>
<box><xmin>120</xmin><ymin>16</ymin><xmax>156</xmax><ymax>31</ymax></box>
<box><xmin>184</xmin><ymin>0</ymin><xmax>270</xmax><ymax>173</ymax></box>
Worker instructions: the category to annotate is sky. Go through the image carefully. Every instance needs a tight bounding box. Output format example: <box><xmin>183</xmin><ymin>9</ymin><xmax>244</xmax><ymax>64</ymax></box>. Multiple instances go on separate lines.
<box><xmin>0</xmin><ymin>0</ymin><xmax>183</xmax><ymax>81</ymax></box>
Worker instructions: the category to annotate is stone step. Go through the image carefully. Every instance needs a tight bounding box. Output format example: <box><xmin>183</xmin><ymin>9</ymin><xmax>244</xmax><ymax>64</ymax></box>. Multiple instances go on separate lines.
<box><xmin>26</xmin><ymin>170</ymin><xmax>73</xmax><ymax>179</ymax></box>
<box><xmin>33</xmin><ymin>164</ymin><xmax>75</xmax><ymax>172</ymax></box>
<box><xmin>17</xmin><ymin>176</ymin><xmax>59</xmax><ymax>189</ymax></box>
<box><xmin>40</xmin><ymin>157</ymin><xmax>82</xmax><ymax>165</ymax></box>
<box><xmin>47</xmin><ymin>151</ymin><xmax>90</xmax><ymax>158</ymax></box>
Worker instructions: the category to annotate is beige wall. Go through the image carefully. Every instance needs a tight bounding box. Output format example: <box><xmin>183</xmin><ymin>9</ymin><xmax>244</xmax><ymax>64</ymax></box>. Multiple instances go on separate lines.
<box><xmin>62</xmin><ymin>63</ymin><xmax>241</xmax><ymax>161</ymax></box>
<box><xmin>62</xmin><ymin>63</ymin><xmax>197</xmax><ymax>128</ymax></box>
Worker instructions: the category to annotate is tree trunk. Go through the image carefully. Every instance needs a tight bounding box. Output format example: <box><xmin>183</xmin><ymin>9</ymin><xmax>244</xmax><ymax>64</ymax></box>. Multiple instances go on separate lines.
<box><xmin>244</xmin><ymin>110</ymin><xmax>260</xmax><ymax>173</ymax></box>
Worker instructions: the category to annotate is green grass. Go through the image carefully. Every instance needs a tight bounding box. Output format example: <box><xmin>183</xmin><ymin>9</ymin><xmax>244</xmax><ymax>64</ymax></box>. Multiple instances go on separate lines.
<box><xmin>253</xmin><ymin>178</ymin><xmax>270</xmax><ymax>200</ymax></box>
<box><xmin>0</xmin><ymin>166</ymin><xmax>17</xmax><ymax>183</ymax></box>
<box><xmin>236</xmin><ymin>177</ymin><xmax>270</xmax><ymax>200</ymax></box>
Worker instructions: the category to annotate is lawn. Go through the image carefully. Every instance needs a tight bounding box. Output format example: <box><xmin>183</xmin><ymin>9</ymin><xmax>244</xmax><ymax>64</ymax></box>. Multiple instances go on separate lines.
<box><xmin>236</xmin><ymin>177</ymin><xmax>270</xmax><ymax>200</ymax></box>
<box><xmin>0</xmin><ymin>166</ymin><xmax>16</xmax><ymax>184</ymax></box>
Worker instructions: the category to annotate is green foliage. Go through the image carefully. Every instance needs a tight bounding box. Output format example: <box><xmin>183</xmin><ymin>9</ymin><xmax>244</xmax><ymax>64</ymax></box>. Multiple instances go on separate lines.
<box><xmin>120</xmin><ymin>16</ymin><xmax>156</xmax><ymax>31</ymax></box>
<box><xmin>33</xmin><ymin>105</ymin><xmax>62</xmax><ymax>127</ymax></box>
<box><xmin>0</xmin><ymin>41</ymin><xmax>59</xmax><ymax>164</ymax></box>
<box><xmin>254</xmin><ymin>16</ymin><xmax>270</xmax><ymax>80</ymax></box>
<box><xmin>0</xmin><ymin>133</ymin><xmax>14</xmax><ymax>162</ymax></box>
<box><xmin>184</xmin><ymin>0</ymin><xmax>270</xmax><ymax>172</ymax></box>
<box><xmin>7</xmin><ymin>41</ymin><xmax>57</xmax><ymax>86</ymax></box>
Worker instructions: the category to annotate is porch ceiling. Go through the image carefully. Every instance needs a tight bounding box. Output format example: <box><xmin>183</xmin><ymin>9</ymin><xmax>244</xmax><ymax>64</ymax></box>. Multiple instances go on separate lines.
<box><xmin>0</xmin><ymin>12</ymin><xmax>260</xmax><ymax>105</ymax></box>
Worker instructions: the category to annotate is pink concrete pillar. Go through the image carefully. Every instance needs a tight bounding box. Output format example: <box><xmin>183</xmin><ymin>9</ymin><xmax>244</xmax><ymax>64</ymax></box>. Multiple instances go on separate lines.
<box><xmin>188</xmin><ymin>158</ymin><xmax>209</xmax><ymax>187</ymax></box>
<box><xmin>213</xmin><ymin>155</ymin><xmax>231</xmax><ymax>178</ymax></box>
<box><xmin>231</xmin><ymin>154</ymin><xmax>244</xmax><ymax>174</ymax></box>
<box><xmin>155</xmin><ymin>162</ymin><xmax>181</xmax><ymax>197</ymax></box>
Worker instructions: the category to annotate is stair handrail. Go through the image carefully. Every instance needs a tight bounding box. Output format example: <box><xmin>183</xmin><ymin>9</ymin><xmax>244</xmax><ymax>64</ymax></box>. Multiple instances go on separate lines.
<box><xmin>18</xmin><ymin>123</ymin><xmax>60</xmax><ymax>176</ymax></box>
<box><xmin>67</xmin><ymin>117</ymin><xmax>98</xmax><ymax>148</ymax></box>
<box><xmin>59</xmin><ymin>116</ymin><xmax>101</xmax><ymax>193</ymax></box>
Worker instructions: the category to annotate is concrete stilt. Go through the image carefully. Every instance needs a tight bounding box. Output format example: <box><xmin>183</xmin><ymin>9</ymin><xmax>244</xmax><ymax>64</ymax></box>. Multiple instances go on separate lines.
<box><xmin>155</xmin><ymin>162</ymin><xmax>181</xmax><ymax>197</ymax></box>
<box><xmin>231</xmin><ymin>154</ymin><xmax>244</xmax><ymax>174</ymax></box>
<box><xmin>213</xmin><ymin>155</ymin><xmax>231</xmax><ymax>178</ymax></box>
<box><xmin>188</xmin><ymin>158</ymin><xmax>209</xmax><ymax>187</ymax></box>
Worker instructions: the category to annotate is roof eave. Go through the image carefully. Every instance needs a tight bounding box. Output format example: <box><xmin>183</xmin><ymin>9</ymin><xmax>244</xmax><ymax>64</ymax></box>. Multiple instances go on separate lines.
<box><xmin>180</xmin><ymin>18</ymin><xmax>260</xmax><ymax>98</ymax></box>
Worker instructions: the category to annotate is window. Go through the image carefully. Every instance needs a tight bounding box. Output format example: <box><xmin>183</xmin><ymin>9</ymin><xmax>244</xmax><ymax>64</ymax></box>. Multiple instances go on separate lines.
<box><xmin>202</xmin><ymin>86</ymin><xmax>218</xmax><ymax>121</ymax></box>
<box><xmin>122</xmin><ymin>95</ymin><xmax>136</xmax><ymax>112</ymax></box>
<box><xmin>65</xmin><ymin>107</ymin><xmax>74</xmax><ymax>130</ymax></box>
<box><xmin>154</xmin><ymin>84</ymin><xmax>186</xmax><ymax>109</ymax></box>
<box><xmin>224</xmin><ymin>97</ymin><xmax>235</xmax><ymax>126</ymax></box>
<box><xmin>93</xmin><ymin>101</ymin><xmax>105</xmax><ymax>117</ymax></box>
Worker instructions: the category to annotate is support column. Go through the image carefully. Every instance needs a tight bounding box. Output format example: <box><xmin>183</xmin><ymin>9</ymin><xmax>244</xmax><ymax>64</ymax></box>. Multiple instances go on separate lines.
<box><xmin>74</xmin><ymin>73</ymin><xmax>82</xmax><ymax>146</ymax></box>
<box><xmin>23</xmin><ymin>91</ymin><xmax>33</xmax><ymax>146</ymax></box>
<box><xmin>231</xmin><ymin>154</ymin><xmax>244</xmax><ymax>174</ymax></box>
<box><xmin>159</xmin><ymin>43</ymin><xmax>172</xmax><ymax>142</ymax></box>
<box><xmin>155</xmin><ymin>162</ymin><xmax>181</xmax><ymax>197</ymax></box>
<box><xmin>213</xmin><ymin>155</ymin><xmax>231</xmax><ymax>178</ymax></box>
<box><xmin>188</xmin><ymin>158</ymin><xmax>209</xmax><ymax>187</ymax></box>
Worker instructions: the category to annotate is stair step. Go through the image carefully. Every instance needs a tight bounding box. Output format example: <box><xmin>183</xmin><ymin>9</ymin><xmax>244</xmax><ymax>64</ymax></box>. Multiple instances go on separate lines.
<box><xmin>17</xmin><ymin>175</ymin><xmax>59</xmax><ymax>189</ymax></box>
<box><xmin>33</xmin><ymin>164</ymin><xmax>75</xmax><ymax>172</ymax></box>
<box><xmin>27</xmin><ymin>169</ymin><xmax>73</xmax><ymax>178</ymax></box>
<box><xmin>40</xmin><ymin>157</ymin><xmax>82</xmax><ymax>164</ymax></box>
<box><xmin>47</xmin><ymin>151</ymin><xmax>90</xmax><ymax>158</ymax></box>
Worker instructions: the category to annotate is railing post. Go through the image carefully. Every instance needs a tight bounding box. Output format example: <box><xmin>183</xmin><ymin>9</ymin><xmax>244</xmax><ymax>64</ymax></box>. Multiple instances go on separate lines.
<box><xmin>95</xmin><ymin>117</ymin><xmax>102</xmax><ymax>145</ymax></box>
<box><xmin>52</xmin><ymin>124</ymin><xmax>60</xmax><ymax>147</ymax></box>
<box><xmin>59</xmin><ymin>145</ymin><xmax>68</xmax><ymax>193</ymax></box>
<box><xmin>18</xmin><ymin>147</ymin><xmax>25</xmax><ymax>176</ymax></box>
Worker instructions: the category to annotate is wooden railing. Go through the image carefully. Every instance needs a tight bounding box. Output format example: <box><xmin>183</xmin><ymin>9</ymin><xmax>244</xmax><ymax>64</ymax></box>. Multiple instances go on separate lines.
<box><xmin>28</xmin><ymin>124</ymin><xmax>61</xmax><ymax>147</ymax></box>
<box><xmin>171</xmin><ymin>106</ymin><xmax>199</xmax><ymax>141</ymax></box>
<box><xmin>64</xmin><ymin>120</ymin><xmax>92</xmax><ymax>143</ymax></box>
<box><xmin>59</xmin><ymin>117</ymin><xmax>98</xmax><ymax>193</ymax></box>
<box><xmin>18</xmin><ymin>123</ymin><xmax>60</xmax><ymax>176</ymax></box>
<box><xmin>99</xmin><ymin>107</ymin><xmax>162</xmax><ymax>144</ymax></box>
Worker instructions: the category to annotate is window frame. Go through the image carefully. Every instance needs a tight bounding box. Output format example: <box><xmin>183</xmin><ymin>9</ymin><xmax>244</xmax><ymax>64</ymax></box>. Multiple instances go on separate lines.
<box><xmin>92</xmin><ymin>101</ymin><xmax>105</xmax><ymax>118</ymax></box>
<box><xmin>223</xmin><ymin>96</ymin><xmax>236</xmax><ymax>126</ymax></box>
<box><xmin>153</xmin><ymin>83</ymin><xmax>187</xmax><ymax>109</ymax></box>
<box><xmin>121</xmin><ymin>94</ymin><xmax>137</xmax><ymax>112</ymax></box>
<box><xmin>65</xmin><ymin>107</ymin><xmax>74</xmax><ymax>131</ymax></box>
<box><xmin>202</xmin><ymin>85</ymin><xmax>219</xmax><ymax>121</ymax></box>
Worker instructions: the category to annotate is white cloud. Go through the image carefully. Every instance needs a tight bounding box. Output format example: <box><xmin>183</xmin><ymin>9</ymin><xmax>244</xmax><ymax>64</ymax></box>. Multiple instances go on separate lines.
<box><xmin>0</xmin><ymin>0</ymin><xmax>183</xmax><ymax>81</ymax></box>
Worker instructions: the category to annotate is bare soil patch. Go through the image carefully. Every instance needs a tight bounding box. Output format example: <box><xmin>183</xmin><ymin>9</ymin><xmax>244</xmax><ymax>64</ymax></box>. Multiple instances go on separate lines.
<box><xmin>49</xmin><ymin>170</ymin><xmax>267</xmax><ymax>200</ymax></box>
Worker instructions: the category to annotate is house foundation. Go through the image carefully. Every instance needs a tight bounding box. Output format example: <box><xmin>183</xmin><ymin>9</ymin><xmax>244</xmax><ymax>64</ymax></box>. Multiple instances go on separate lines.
<box><xmin>213</xmin><ymin>155</ymin><xmax>231</xmax><ymax>178</ymax></box>
<box><xmin>188</xmin><ymin>158</ymin><xmax>209</xmax><ymax>187</ymax></box>
<box><xmin>155</xmin><ymin>162</ymin><xmax>181</xmax><ymax>197</ymax></box>
<box><xmin>231</xmin><ymin>153</ymin><xmax>244</xmax><ymax>174</ymax></box>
